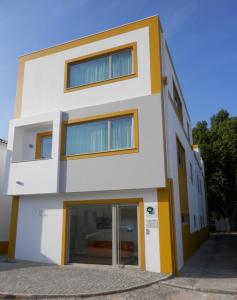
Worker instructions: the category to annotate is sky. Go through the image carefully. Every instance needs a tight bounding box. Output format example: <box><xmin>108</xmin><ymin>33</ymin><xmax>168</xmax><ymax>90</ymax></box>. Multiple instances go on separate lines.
<box><xmin>0</xmin><ymin>0</ymin><xmax>237</xmax><ymax>140</ymax></box>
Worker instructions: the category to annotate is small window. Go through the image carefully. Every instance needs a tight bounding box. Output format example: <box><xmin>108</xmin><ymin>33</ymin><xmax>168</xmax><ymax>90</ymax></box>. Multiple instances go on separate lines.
<box><xmin>173</xmin><ymin>82</ymin><xmax>183</xmax><ymax>124</ymax></box>
<box><xmin>187</xmin><ymin>121</ymin><xmax>191</xmax><ymax>142</ymax></box>
<box><xmin>66</xmin><ymin>46</ymin><xmax>135</xmax><ymax>90</ymax></box>
<box><xmin>190</xmin><ymin>162</ymin><xmax>193</xmax><ymax>184</ymax></box>
<box><xmin>64</xmin><ymin>114</ymin><xmax>134</xmax><ymax>157</ymax></box>
<box><xmin>35</xmin><ymin>132</ymin><xmax>52</xmax><ymax>159</ymax></box>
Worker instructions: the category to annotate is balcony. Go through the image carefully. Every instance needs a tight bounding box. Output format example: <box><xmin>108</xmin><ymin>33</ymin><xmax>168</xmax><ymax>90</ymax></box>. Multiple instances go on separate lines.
<box><xmin>5</xmin><ymin>111</ymin><xmax>62</xmax><ymax>195</ymax></box>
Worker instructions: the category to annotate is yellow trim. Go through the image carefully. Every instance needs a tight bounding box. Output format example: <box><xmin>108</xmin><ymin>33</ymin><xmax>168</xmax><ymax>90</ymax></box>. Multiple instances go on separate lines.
<box><xmin>14</xmin><ymin>16</ymin><xmax>161</xmax><ymax>118</ymax></box>
<box><xmin>61</xmin><ymin>198</ymin><xmax>145</xmax><ymax>270</ymax></box>
<box><xmin>0</xmin><ymin>241</ymin><xmax>8</xmax><ymax>254</ymax></box>
<box><xmin>61</xmin><ymin>109</ymin><xmax>139</xmax><ymax>160</ymax></box>
<box><xmin>157</xmin><ymin>179</ymin><xmax>177</xmax><ymax>274</ymax></box>
<box><xmin>35</xmin><ymin>131</ymin><xmax>52</xmax><ymax>159</ymax></box>
<box><xmin>64</xmin><ymin>42</ymin><xmax>137</xmax><ymax>93</ymax></box>
<box><xmin>8</xmin><ymin>196</ymin><xmax>19</xmax><ymax>258</ymax></box>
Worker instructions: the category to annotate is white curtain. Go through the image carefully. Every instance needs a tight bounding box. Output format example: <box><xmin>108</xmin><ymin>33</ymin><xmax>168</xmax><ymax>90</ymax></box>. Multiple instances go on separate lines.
<box><xmin>111</xmin><ymin>117</ymin><xmax>132</xmax><ymax>150</ymax></box>
<box><xmin>112</xmin><ymin>49</ymin><xmax>132</xmax><ymax>78</ymax></box>
<box><xmin>66</xmin><ymin>120</ymin><xmax>108</xmax><ymax>155</ymax></box>
<box><xmin>69</xmin><ymin>56</ymin><xmax>109</xmax><ymax>87</ymax></box>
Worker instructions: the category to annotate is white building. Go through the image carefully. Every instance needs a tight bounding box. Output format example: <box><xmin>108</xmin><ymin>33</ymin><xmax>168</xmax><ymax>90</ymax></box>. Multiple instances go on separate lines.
<box><xmin>0</xmin><ymin>139</ymin><xmax>12</xmax><ymax>254</ymax></box>
<box><xmin>5</xmin><ymin>16</ymin><xmax>207</xmax><ymax>274</ymax></box>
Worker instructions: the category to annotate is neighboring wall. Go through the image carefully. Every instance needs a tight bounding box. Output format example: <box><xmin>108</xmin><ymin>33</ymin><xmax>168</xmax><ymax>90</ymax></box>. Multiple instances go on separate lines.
<box><xmin>0</xmin><ymin>141</ymin><xmax>12</xmax><ymax>247</ymax></box>
<box><xmin>160</xmin><ymin>32</ymin><xmax>207</xmax><ymax>269</ymax></box>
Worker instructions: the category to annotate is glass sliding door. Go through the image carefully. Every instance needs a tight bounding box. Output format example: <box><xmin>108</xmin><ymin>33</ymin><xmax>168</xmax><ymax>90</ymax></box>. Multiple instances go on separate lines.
<box><xmin>69</xmin><ymin>205</ymin><xmax>113</xmax><ymax>265</ymax></box>
<box><xmin>117</xmin><ymin>205</ymin><xmax>138</xmax><ymax>266</ymax></box>
<box><xmin>68</xmin><ymin>203</ymin><xmax>139</xmax><ymax>267</ymax></box>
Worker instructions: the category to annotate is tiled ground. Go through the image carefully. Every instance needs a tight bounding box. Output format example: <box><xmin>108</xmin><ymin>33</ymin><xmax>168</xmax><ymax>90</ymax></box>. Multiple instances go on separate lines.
<box><xmin>0</xmin><ymin>260</ymin><xmax>166</xmax><ymax>297</ymax></box>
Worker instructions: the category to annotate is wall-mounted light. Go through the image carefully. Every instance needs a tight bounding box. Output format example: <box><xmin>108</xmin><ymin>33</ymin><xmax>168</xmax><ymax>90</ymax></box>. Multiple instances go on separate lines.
<box><xmin>16</xmin><ymin>181</ymin><xmax>24</xmax><ymax>186</ymax></box>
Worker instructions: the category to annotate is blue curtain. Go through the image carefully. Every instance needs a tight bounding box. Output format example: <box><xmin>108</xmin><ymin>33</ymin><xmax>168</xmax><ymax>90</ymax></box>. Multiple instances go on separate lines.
<box><xmin>111</xmin><ymin>117</ymin><xmax>132</xmax><ymax>150</ymax></box>
<box><xmin>65</xmin><ymin>120</ymin><xmax>108</xmax><ymax>155</ymax></box>
<box><xmin>41</xmin><ymin>136</ymin><xmax>52</xmax><ymax>159</ymax></box>
<box><xmin>69</xmin><ymin>56</ymin><xmax>109</xmax><ymax>88</ymax></box>
<box><xmin>112</xmin><ymin>49</ymin><xmax>132</xmax><ymax>78</ymax></box>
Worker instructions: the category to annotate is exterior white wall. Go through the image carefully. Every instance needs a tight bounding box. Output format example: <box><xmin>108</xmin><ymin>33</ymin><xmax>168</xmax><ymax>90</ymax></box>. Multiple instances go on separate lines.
<box><xmin>6</xmin><ymin>111</ymin><xmax>62</xmax><ymax>195</ymax></box>
<box><xmin>15</xmin><ymin>189</ymin><xmax>161</xmax><ymax>272</ymax></box>
<box><xmin>0</xmin><ymin>142</ymin><xmax>12</xmax><ymax>241</ymax></box>
<box><xmin>21</xmin><ymin>27</ymin><xmax>151</xmax><ymax>117</ymax></box>
<box><xmin>160</xmin><ymin>33</ymin><xmax>207</xmax><ymax>270</ymax></box>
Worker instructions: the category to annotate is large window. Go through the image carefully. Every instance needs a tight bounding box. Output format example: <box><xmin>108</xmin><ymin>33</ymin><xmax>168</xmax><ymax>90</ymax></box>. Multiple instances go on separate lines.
<box><xmin>62</xmin><ymin>110</ymin><xmax>138</xmax><ymax>159</ymax></box>
<box><xmin>65</xmin><ymin>43</ymin><xmax>137</xmax><ymax>91</ymax></box>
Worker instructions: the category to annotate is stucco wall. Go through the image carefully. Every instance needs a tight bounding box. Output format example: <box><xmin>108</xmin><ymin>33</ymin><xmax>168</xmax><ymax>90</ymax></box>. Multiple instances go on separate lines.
<box><xmin>0</xmin><ymin>142</ymin><xmax>12</xmax><ymax>241</ymax></box>
<box><xmin>21</xmin><ymin>27</ymin><xmax>151</xmax><ymax>117</ymax></box>
<box><xmin>16</xmin><ymin>189</ymin><xmax>161</xmax><ymax>272</ymax></box>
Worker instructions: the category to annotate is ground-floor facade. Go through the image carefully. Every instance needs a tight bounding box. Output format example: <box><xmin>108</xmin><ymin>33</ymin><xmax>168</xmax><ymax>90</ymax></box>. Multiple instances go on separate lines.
<box><xmin>8</xmin><ymin>184</ymin><xmax>208</xmax><ymax>274</ymax></box>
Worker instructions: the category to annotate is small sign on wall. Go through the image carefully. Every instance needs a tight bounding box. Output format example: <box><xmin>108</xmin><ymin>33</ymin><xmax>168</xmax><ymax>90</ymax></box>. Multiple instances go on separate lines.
<box><xmin>145</xmin><ymin>205</ymin><xmax>158</xmax><ymax>218</ymax></box>
<box><xmin>146</xmin><ymin>219</ymin><xmax>158</xmax><ymax>229</ymax></box>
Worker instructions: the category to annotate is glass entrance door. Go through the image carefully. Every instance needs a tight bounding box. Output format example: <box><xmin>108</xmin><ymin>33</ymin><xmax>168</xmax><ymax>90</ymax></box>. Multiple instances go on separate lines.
<box><xmin>68</xmin><ymin>203</ymin><xmax>139</xmax><ymax>267</ymax></box>
<box><xmin>117</xmin><ymin>205</ymin><xmax>138</xmax><ymax>266</ymax></box>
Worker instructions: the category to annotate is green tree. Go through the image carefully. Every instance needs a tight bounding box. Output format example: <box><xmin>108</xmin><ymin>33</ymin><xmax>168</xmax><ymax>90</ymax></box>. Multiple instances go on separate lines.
<box><xmin>193</xmin><ymin>110</ymin><xmax>237</xmax><ymax>229</ymax></box>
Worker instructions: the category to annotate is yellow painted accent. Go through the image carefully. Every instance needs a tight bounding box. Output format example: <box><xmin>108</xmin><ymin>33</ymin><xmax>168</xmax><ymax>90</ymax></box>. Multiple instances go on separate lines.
<box><xmin>14</xmin><ymin>58</ymin><xmax>25</xmax><ymax>118</ymax></box>
<box><xmin>0</xmin><ymin>241</ymin><xmax>8</xmax><ymax>254</ymax></box>
<box><xmin>35</xmin><ymin>131</ymin><xmax>52</xmax><ymax>159</ymax></box>
<box><xmin>149</xmin><ymin>16</ymin><xmax>161</xmax><ymax>93</ymax></box>
<box><xmin>8</xmin><ymin>196</ymin><xmax>19</xmax><ymax>258</ymax></box>
<box><xmin>64</xmin><ymin>42</ymin><xmax>137</xmax><ymax>93</ymax></box>
<box><xmin>61</xmin><ymin>198</ymin><xmax>145</xmax><ymax>270</ymax></box>
<box><xmin>14</xmin><ymin>16</ymin><xmax>161</xmax><ymax>118</ymax></box>
<box><xmin>61</xmin><ymin>109</ymin><xmax>139</xmax><ymax>160</ymax></box>
<box><xmin>158</xmin><ymin>179</ymin><xmax>177</xmax><ymax>274</ymax></box>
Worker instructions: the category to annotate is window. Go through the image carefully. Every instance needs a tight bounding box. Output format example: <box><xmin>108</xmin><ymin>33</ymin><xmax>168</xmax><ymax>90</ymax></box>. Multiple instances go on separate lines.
<box><xmin>62</xmin><ymin>110</ymin><xmax>138</xmax><ymax>159</ymax></box>
<box><xmin>190</xmin><ymin>162</ymin><xmax>193</xmax><ymax>184</ymax></box>
<box><xmin>65</xmin><ymin>43</ymin><xmax>137</xmax><ymax>91</ymax></box>
<box><xmin>187</xmin><ymin>121</ymin><xmax>191</xmax><ymax>142</ymax></box>
<box><xmin>173</xmin><ymin>82</ymin><xmax>183</xmax><ymax>124</ymax></box>
<box><xmin>35</xmin><ymin>132</ymin><xmax>52</xmax><ymax>159</ymax></box>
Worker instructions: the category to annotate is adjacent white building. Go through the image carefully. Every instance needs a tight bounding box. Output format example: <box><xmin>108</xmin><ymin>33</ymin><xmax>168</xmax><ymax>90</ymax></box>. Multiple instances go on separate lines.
<box><xmin>0</xmin><ymin>139</ymin><xmax>12</xmax><ymax>254</ymax></box>
<box><xmin>5</xmin><ymin>16</ymin><xmax>207</xmax><ymax>273</ymax></box>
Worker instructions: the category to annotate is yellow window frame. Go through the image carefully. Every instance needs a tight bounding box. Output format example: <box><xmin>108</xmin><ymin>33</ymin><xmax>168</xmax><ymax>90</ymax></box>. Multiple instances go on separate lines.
<box><xmin>61</xmin><ymin>109</ymin><xmax>139</xmax><ymax>160</ymax></box>
<box><xmin>35</xmin><ymin>131</ymin><xmax>53</xmax><ymax>159</ymax></box>
<box><xmin>64</xmin><ymin>42</ymin><xmax>137</xmax><ymax>93</ymax></box>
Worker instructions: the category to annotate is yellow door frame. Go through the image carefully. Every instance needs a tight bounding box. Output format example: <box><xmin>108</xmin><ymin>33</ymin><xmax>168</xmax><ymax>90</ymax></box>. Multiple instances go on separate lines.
<box><xmin>61</xmin><ymin>198</ymin><xmax>145</xmax><ymax>270</ymax></box>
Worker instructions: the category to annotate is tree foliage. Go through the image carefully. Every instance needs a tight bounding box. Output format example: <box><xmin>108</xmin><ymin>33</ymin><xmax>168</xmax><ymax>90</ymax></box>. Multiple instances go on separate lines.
<box><xmin>193</xmin><ymin>110</ymin><xmax>237</xmax><ymax>226</ymax></box>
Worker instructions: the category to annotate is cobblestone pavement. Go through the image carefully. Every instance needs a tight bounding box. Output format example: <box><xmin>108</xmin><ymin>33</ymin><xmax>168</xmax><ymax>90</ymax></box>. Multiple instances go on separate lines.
<box><xmin>0</xmin><ymin>259</ymin><xmax>166</xmax><ymax>297</ymax></box>
<box><xmin>163</xmin><ymin>233</ymin><xmax>237</xmax><ymax>294</ymax></box>
<box><xmin>87</xmin><ymin>284</ymin><xmax>237</xmax><ymax>300</ymax></box>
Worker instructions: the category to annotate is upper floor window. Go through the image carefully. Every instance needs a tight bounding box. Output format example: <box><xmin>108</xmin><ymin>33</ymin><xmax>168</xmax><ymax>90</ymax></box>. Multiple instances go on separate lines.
<box><xmin>173</xmin><ymin>82</ymin><xmax>183</xmax><ymax>124</ymax></box>
<box><xmin>35</xmin><ymin>132</ymin><xmax>52</xmax><ymax>159</ymax></box>
<box><xmin>65</xmin><ymin>43</ymin><xmax>137</xmax><ymax>91</ymax></box>
<box><xmin>190</xmin><ymin>162</ymin><xmax>193</xmax><ymax>184</ymax></box>
<box><xmin>61</xmin><ymin>110</ymin><xmax>138</xmax><ymax>159</ymax></box>
<box><xmin>187</xmin><ymin>121</ymin><xmax>191</xmax><ymax>142</ymax></box>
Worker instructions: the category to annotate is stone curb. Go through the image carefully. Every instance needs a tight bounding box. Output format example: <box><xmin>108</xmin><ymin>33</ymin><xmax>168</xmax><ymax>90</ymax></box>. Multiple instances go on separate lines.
<box><xmin>0</xmin><ymin>274</ymin><xmax>172</xmax><ymax>299</ymax></box>
<box><xmin>161</xmin><ymin>281</ymin><xmax>237</xmax><ymax>296</ymax></box>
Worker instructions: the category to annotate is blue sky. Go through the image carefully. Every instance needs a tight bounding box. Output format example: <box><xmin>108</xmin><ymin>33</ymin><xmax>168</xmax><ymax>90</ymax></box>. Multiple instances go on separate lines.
<box><xmin>0</xmin><ymin>0</ymin><xmax>237</xmax><ymax>139</ymax></box>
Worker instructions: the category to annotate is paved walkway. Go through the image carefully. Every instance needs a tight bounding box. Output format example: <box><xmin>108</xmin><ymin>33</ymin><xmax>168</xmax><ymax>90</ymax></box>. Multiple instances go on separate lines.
<box><xmin>163</xmin><ymin>233</ymin><xmax>237</xmax><ymax>295</ymax></box>
<box><xmin>0</xmin><ymin>259</ymin><xmax>167</xmax><ymax>298</ymax></box>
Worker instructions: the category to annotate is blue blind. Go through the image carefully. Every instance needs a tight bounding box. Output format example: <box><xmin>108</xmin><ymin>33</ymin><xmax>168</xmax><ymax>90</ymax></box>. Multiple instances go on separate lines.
<box><xmin>65</xmin><ymin>120</ymin><xmax>108</xmax><ymax>155</ymax></box>
<box><xmin>41</xmin><ymin>136</ymin><xmax>52</xmax><ymax>159</ymax></box>
<box><xmin>68</xmin><ymin>48</ymin><xmax>132</xmax><ymax>88</ymax></box>
<box><xmin>65</xmin><ymin>116</ymin><xmax>133</xmax><ymax>156</ymax></box>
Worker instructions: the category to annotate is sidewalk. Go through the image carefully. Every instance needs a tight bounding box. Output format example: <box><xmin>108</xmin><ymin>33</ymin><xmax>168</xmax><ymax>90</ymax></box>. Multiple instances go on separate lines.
<box><xmin>162</xmin><ymin>233</ymin><xmax>237</xmax><ymax>295</ymax></box>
